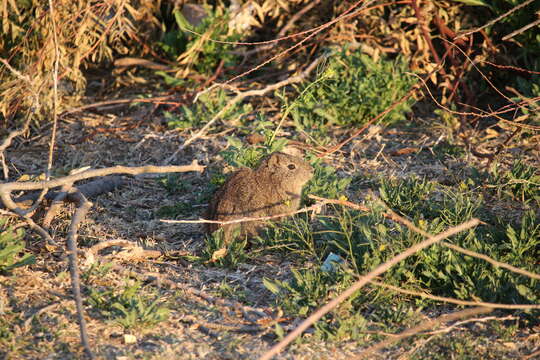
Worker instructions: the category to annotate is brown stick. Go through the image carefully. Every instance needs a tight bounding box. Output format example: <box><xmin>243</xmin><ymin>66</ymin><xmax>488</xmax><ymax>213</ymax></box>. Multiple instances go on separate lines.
<box><xmin>65</xmin><ymin>190</ymin><xmax>94</xmax><ymax>359</ymax></box>
<box><xmin>167</xmin><ymin>56</ymin><xmax>326</xmax><ymax>161</ymax></box>
<box><xmin>370</xmin><ymin>280</ymin><xmax>540</xmax><ymax>309</ymax></box>
<box><xmin>358</xmin><ymin>307</ymin><xmax>492</xmax><ymax>358</ymax></box>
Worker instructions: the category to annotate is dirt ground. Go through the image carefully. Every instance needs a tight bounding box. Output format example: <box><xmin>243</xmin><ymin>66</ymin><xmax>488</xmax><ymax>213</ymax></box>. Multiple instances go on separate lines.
<box><xmin>2</xmin><ymin>99</ymin><xmax>539</xmax><ymax>359</ymax></box>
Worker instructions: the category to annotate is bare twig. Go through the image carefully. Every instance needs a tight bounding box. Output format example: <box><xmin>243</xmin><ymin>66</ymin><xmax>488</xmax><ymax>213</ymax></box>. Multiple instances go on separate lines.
<box><xmin>47</xmin><ymin>0</ymin><xmax>60</xmax><ymax>180</ymax></box>
<box><xmin>0</xmin><ymin>112</ymin><xmax>32</xmax><ymax>179</ymax></box>
<box><xmin>161</xmin><ymin>202</ymin><xmax>323</xmax><ymax>226</ymax></box>
<box><xmin>259</xmin><ymin>218</ymin><xmax>481</xmax><ymax>360</ymax></box>
<box><xmin>357</xmin><ymin>307</ymin><xmax>492</xmax><ymax>359</ymax></box>
<box><xmin>166</xmin><ymin>56</ymin><xmax>326</xmax><ymax>162</ymax></box>
<box><xmin>369</xmin><ymin>280</ymin><xmax>540</xmax><ymax>309</ymax></box>
<box><xmin>456</xmin><ymin>0</ymin><xmax>535</xmax><ymax>39</ymax></box>
<box><xmin>441</xmin><ymin>242</ymin><xmax>540</xmax><ymax>280</ymax></box>
<box><xmin>423</xmin><ymin>315</ymin><xmax>517</xmax><ymax>335</ymax></box>
<box><xmin>61</xmin><ymin>96</ymin><xmax>175</xmax><ymax>116</ymax></box>
<box><xmin>0</xmin><ymin>164</ymin><xmax>203</xmax><ymax>243</ymax></box>
<box><xmin>65</xmin><ymin>190</ymin><xmax>94</xmax><ymax>359</ymax></box>
<box><xmin>503</xmin><ymin>17</ymin><xmax>540</xmax><ymax>41</ymax></box>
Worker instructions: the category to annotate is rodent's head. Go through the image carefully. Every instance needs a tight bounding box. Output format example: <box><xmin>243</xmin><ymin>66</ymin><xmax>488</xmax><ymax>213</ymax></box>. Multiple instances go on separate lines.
<box><xmin>258</xmin><ymin>152</ymin><xmax>314</xmax><ymax>191</ymax></box>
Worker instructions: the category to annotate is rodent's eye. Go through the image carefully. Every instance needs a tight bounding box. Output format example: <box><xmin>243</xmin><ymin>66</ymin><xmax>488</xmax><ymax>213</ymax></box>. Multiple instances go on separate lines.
<box><xmin>287</xmin><ymin>164</ymin><xmax>296</xmax><ymax>170</ymax></box>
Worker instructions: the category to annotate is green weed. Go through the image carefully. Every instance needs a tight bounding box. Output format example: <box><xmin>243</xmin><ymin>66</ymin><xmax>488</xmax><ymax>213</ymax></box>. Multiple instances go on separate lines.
<box><xmin>166</xmin><ymin>89</ymin><xmax>252</xmax><ymax>130</ymax></box>
<box><xmin>489</xmin><ymin>160</ymin><xmax>540</xmax><ymax>205</ymax></box>
<box><xmin>200</xmin><ymin>228</ymin><xmax>247</xmax><ymax>268</ymax></box>
<box><xmin>379</xmin><ymin>176</ymin><xmax>435</xmax><ymax>216</ymax></box>
<box><xmin>287</xmin><ymin>48</ymin><xmax>416</xmax><ymax>129</ymax></box>
<box><xmin>87</xmin><ymin>281</ymin><xmax>169</xmax><ymax>330</ymax></box>
<box><xmin>0</xmin><ymin>220</ymin><xmax>35</xmax><ymax>274</ymax></box>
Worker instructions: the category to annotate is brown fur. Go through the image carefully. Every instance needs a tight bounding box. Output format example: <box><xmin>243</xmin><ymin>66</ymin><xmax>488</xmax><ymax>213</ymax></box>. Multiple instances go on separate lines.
<box><xmin>206</xmin><ymin>152</ymin><xmax>313</xmax><ymax>243</ymax></box>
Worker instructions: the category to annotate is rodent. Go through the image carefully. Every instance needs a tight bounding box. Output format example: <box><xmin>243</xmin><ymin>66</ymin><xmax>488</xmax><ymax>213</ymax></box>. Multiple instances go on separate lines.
<box><xmin>206</xmin><ymin>152</ymin><xmax>314</xmax><ymax>243</ymax></box>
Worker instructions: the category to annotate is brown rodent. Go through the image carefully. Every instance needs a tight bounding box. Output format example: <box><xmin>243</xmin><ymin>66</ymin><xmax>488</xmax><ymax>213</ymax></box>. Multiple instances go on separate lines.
<box><xmin>206</xmin><ymin>152</ymin><xmax>314</xmax><ymax>243</ymax></box>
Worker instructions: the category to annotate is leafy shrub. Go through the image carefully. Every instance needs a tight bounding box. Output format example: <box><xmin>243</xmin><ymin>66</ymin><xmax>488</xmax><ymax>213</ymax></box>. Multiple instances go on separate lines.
<box><xmin>0</xmin><ymin>221</ymin><xmax>35</xmax><ymax>274</ymax></box>
<box><xmin>264</xmin><ymin>175</ymin><xmax>539</xmax><ymax>339</ymax></box>
<box><xmin>288</xmin><ymin>49</ymin><xmax>416</xmax><ymax>129</ymax></box>
<box><xmin>158</xmin><ymin>6</ymin><xmax>241</xmax><ymax>75</ymax></box>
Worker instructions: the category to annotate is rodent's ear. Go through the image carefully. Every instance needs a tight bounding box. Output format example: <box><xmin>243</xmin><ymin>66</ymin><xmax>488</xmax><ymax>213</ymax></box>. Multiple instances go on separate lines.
<box><xmin>266</xmin><ymin>153</ymin><xmax>280</xmax><ymax>167</ymax></box>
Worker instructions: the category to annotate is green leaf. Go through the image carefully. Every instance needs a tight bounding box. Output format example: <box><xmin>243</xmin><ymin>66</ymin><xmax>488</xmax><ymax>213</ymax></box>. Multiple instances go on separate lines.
<box><xmin>263</xmin><ymin>277</ymin><xmax>281</xmax><ymax>295</ymax></box>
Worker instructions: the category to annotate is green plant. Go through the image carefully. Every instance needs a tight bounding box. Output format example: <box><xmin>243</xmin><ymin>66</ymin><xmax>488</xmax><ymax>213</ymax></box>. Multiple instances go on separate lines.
<box><xmin>489</xmin><ymin>160</ymin><xmax>540</xmax><ymax>205</ymax></box>
<box><xmin>166</xmin><ymin>89</ymin><xmax>252</xmax><ymax>130</ymax></box>
<box><xmin>379</xmin><ymin>176</ymin><xmax>435</xmax><ymax>216</ymax></box>
<box><xmin>264</xmin><ymin>267</ymin><xmax>356</xmax><ymax>318</ymax></box>
<box><xmin>88</xmin><ymin>281</ymin><xmax>169</xmax><ymax>330</ymax></box>
<box><xmin>201</xmin><ymin>229</ymin><xmax>247</xmax><ymax>268</ymax></box>
<box><xmin>288</xmin><ymin>48</ymin><xmax>416</xmax><ymax>129</ymax></box>
<box><xmin>303</xmin><ymin>156</ymin><xmax>351</xmax><ymax>201</ymax></box>
<box><xmin>0</xmin><ymin>221</ymin><xmax>35</xmax><ymax>274</ymax></box>
<box><xmin>158</xmin><ymin>7</ymin><xmax>241</xmax><ymax>75</ymax></box>
<box><xmin>220</xmin><ymin>135</ymin><xmax>288</xmax><ymax>169</ymax></box>
<box><xmin>255</xmin><ymin>214</ymin><xmax>320</xmax><ymax>258</ymax></box>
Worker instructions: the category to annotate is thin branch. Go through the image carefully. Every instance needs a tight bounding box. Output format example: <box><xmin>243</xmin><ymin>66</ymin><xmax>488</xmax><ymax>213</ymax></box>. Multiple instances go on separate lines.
<box><xmin>47</xmin><ymin>0</ymin><xmax>60</xmax><ymax>180</ymax></box>
<box><xmin>259</xmin><ymin>218</ymin><xmax>481</xmax><ymax>360</ymax></box>
<box><xmin>167</xmin><ymin>56</ymin><xmax>326</xmax><ymax>162</ymax></box>
<box><xmin>357</xmin><ymin>307</ymin><xmax>492</xmax><ymax>359</ymax></box>
<box><xmin>456</xmin><ymin>0</ymin><xmax>535</xmax><ymax>39</ymax></box>
<box><xmin>502</xmin><ymin>17</ymin><xmax>540</xmax><ymax>41</ymax></box>
<box><xmin>65</xmin><ymin>190</ymin><xmax>94</xmax><ymax>359</ymax></box>
<box><xmin>369</xmin><ymin>280</ymin><xmax>540</xmax><ymax>309</ymax></box>
<box><xmin>161</xmin><ymin>202</ymin><xmax>323</xmax><ymax>226</ymax></box>
<box><xmin>0</xmin><ymin>112</ymin><xmax>32</xmax><ymax>179</ymax></box>
<box><xmin>443</xmin><ymin>241</ymin><xmax>540</xmax><ymax>280</ymax></box>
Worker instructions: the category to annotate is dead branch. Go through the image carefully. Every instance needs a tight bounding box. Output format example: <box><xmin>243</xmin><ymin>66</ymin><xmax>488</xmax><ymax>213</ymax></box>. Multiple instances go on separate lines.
<box><xmin>456</xmin><ymin>0</ymin><xmax>535</xmax><ymax>39</ymax></box>
<box><xmin>259</xmin><ymin>218</ymin><xmax>481</xmax><ymax>360</ymax></box>
<box><xmin>61</xmin><ymin>96</ymin><xmax>176</xmax><ymax>116</ymax></box>
<box><xmin>65</xmin><ymin>189</ymin><xmax>94</xmax><ymax>359</ymax></box>
<box><xmin>13</xmin><ymin>176</ymin><xmax>124</xmax><ymax>209</ymax></box>
<box><xmin>357</xmin><ymin>307</ymin><xmax>492</xmax><ymax>359</ymax></box>
<box><xmin>0</xmin><ymin>112</ymin><xmax>32</xmax><ymax>179</ymax></box>
<box><xmin>47</xmin><ymin>0</ymin><xmax>60</xmax><ymax>182</ymax></box>
<box><xmin>369</xmin><ymin>280</ymin><xmax>540</xmax><ymax>309</ymax></box>
<box><xmin>0</xmin><ymin>163</ymin><xmax>203</xmax><ymax>211</ymax></box>
<box><xmin>114</xmin><ymin>57</ymin><xmax>172</xmax><ymax>71</ymax></box>
<box><xmin>161</xmin><ymin>202</ymin><xmax>323</xmax><ymax>226</ymax></box>
<box><xmin>87</xmin><ymin>239</ymin><xmax>161</xmax><ymax>262</ymax></box>
<box><xmin>166</xmin><ymin>55</ymin><xmax>326</xmax><ymax>162</ymax></box>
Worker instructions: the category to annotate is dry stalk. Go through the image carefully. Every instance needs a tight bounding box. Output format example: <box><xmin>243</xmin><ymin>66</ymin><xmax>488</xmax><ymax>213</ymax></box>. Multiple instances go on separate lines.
<box><xmin>166</xmin><ymin>56</ymin><xmax>326</xmax><ymax>161</ymax></box>
<box><xmin>369</xmin><ymin>280</ymin><xmax>540</xmax><ymax>310</ymax></box>
<box><xmin>259</xmin><ymin>218</ymin><xmax>481</xmax><ymax>360</ymax></box>
<box><xmin>456</xmin><ymin>0</ymin><xmax>536</xmax><ymax>39</ymax></box>
<box><xmin>161</xmin><ymin>202</ymin><xmax>323</xmax><ymax>226</ymax></box>
<box><xmin>357</xmin><ymin>307</ymin><xmax>492</xmax><ymax>359</ymax></box>
<box><xmin>47</xmin><ymin>0</ymin><xmax>60</xmax><ymax>180</ymax></box>
<box><xmin>65</xmin><ymin>190</ymin><xmax>94</xmax><ymax>359</ymax></box>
